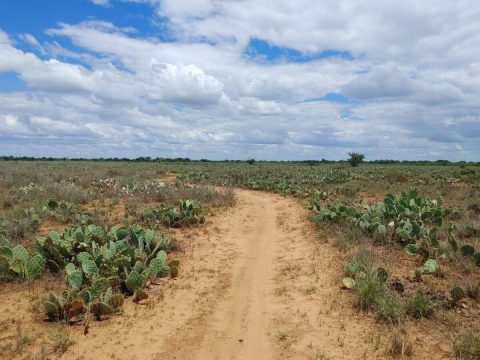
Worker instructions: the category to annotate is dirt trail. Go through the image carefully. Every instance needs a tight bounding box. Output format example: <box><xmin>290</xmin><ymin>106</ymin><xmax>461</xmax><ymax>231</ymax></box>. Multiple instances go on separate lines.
<box><xmin>0</xmin><ymin>189</ymin><xmax>450</xmax><ymax>359</ymax></box>
<box><xmin>193</xmin><ymin>190</ymin><xmax>279</xmax><ymax>359</ymax></box>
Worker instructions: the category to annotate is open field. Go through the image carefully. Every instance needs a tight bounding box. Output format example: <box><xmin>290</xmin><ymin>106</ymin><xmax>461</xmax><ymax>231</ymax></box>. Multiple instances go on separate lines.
<box><xmin>0</xmin><ymin>160</ymin><xmax>479</xmax><ymax>359</ymax></box>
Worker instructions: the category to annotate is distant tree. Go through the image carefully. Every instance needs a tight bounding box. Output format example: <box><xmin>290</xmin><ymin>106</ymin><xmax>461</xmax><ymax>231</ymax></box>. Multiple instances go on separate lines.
<box><xmin>347</xmin><ymin>152</ymin><xmax>365</xmax><ymax>167</ymax></box>
<box><xmin>246</xmin><ymin>158</ymin><xmax>256</xmax><ymax>164</ymax></box>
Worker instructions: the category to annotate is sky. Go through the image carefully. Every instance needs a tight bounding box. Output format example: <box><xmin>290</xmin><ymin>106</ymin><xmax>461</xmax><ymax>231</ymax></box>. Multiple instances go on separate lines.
<box><xmin>0</xmin><ymin>0</ymin><xmax>479</xmax><ymax>160</ymax></box>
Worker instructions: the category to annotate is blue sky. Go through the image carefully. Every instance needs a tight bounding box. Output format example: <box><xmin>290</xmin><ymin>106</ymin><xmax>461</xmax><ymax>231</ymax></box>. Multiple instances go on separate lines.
<box><xmin>0</xmin><ymin>0</ymin><xmax>479</xmax><ymax>160</ymax></box>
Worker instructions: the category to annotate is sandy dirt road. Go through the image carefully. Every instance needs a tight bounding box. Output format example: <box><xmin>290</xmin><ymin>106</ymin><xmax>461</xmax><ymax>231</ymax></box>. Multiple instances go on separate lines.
<box><xmin>0</xmin><ymin>189</ymin><xmax>449</xmax><ymax>359</ymax></box>
<box><xmin>192</xmin><ymin>190</ymin><xmax>280</xmax><ymax>359</ymax></box>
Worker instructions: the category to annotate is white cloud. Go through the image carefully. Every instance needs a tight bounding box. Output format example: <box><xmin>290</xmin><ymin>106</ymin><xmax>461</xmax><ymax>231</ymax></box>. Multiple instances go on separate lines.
<box><xmin>0</xmin><ymin>115</ymin><xmax>30</xmax><ymax>135</ymax></box>
<box><xmin>18</xmin><ymin>33</ymin><xmax>45</xmax><ymax>54</ymax></box>
<box><xmin>146</xmin><ymin>62</ymin><xmax>224</xmax><ymax>104</ymax></box>
<box><xmin>0</xmin><ymin>0</ymin><xmax>480</xmax><ymax>160</ymax></box>
<box><xmin>0</xmin><ymin>29</ymin><xmax>10</xmax><ymax>44</ymax></box>
<box><xmin>342</xmin><ymin>65</ymin><xmax>414</xmax><ymax>99</ymax></box>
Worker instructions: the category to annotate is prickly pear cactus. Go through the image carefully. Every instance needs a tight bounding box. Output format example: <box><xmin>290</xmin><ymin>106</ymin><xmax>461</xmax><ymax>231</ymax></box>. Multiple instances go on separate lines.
<box><xmin>44</xmin><ymin>292</ymin><xmax>64</xmax><ymax>320</ymax></box>
<box><xmin>97</xmin><ymin>302</ymin><xmax>113</xmax><ymax>315</ymax></box>
<box><xmin>66</xmin><ymin>263</ymin><xmax>83</xmax><ymax>290</ymax></box>
<box><xmin>0</xmin><ymin>246</ymin><xmax>13</xmax><ymax>258</ymax></box>
<box><xmin>133</xmin><ymin>289</ymin><xmax>149</xmax><ymax>303</ymax></box>
<box><xmin>157</xmin><ymin>265</ymin><xmax>170</xmax><ymax>278</ymax></box>
<box><xmin>76</xmin><ymin>252</ymin><xmax>93</xmax><ymax>264</ymax></box>
<box><xmin>44</xmin><ymin>301</ymin><xmax>60</xmax><ymax>320</ymax></box>
<box><xmin>460</xmin><ymin>244</ymin><xmax>475</xmax><ymax>257</ymax></box>
<box><xmin>125</xmin><ymin>270</ymin><xmax>145</xmax><ymax>293</ymax></box>
<box><xmin>422</xmin><ymin>259</ymin><xmax>438</xmax><ymax>274</ymax></box>
<box><xmin>36</xmin><ymin>223</ymin><xmax>177</xmax><ymax>324</ymax></box>
<box><xmin>108</xmin><ymin>294</ymin><xmax>124</xmax><ymax>309</ymax></box>
<box><xmin>451</xmin><ymin>287</ymin><xmax>465</xmax><ymax>304</ymax></box>
<box><xmin>170</xmin><ymin>265</ymin><xmax>179</xmax><ymax>278</ymax></box>
<box><xmin>132</xmin><ymin>261</ymin><xmax>144</xmax><ymax>274</ymax></box>
<box><xmin>342</xmin><ymin>277</ymin><xmax>356</xmax><ymax>289</ymax></box>
<box><xmin>89</xmin><ymin>278</ymin><xmax>109</xmax><ymax>298</ymax></box>
<box><xmin>148</xmin><ymin>258</ymin><xmax>166</xmax><ymax>279</ymax></box>
<box><xmin>156</xmin><ymin>250</ymin><xmax>168</xmax><ymax>263</ymax></box>
<box><xmin>26</xmin><ymin>254</ymin><xmax>45</xmax><ymax>279</ymax></box>
<box><xmin>82</xmin><ymin>260</ymin><xmax>99</xmax><ymax>277</ymax></box>
<box><xmin>10</xmin><ymin>245</ymin><xmax>28</xmax><ymax>274</ymax></box>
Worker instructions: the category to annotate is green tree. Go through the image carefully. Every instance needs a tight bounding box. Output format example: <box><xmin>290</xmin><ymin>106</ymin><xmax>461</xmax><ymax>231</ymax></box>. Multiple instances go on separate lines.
<box><xmin>347</xmin><ymin>152</ymin><xmax>365</xmax><ymax>167</ymax></box>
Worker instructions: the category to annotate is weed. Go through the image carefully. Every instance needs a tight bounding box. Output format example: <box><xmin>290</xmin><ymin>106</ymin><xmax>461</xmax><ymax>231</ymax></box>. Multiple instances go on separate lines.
<box><xmin>50</xmin><ymin>326</ymin><xmax>73</xmax><ymax>355</ymax></box>
<box><xmin>437</xmin><ymin>310</ymin><xmax>461</xmax><ymax>329</ymax></box>
<box><xmin>336</xmin><ymin>185</ymin><xmax>359</xmax><ymax>197</ymax></box>
<box><xmin>277</xmin><ymin>331</ymin><xmax>288</xmax><ymax>341</ymax></box>
<box><xmin>384</xmin><ymin>171</ymin><xmax>408</xmax><ymax>183</ymax></box>
<box><xmin>15</xmin><ymin>324</ymin><xmax>31</xmax><ymax>353</ymax></box>
<box><xmin>274</xmin><ymin>286</ymin><xmax>288</xmax><ymax>296</ymax></box>
<box><xmin>467</xmin><ymin>199</ymin><xmax>480</xmax><ymax>214</ymax></box>
<box><xmin>303</xmin><ymin>286</ymin><xmax>317</xmax><ymax>295</ymax></box>
<box><xmin>279</xmin><ymin>262</ymin><xmax>302</xmax><ymax>277</ymax></box>
<box><xmin>348</xmin><ymin>246</ymin><xmax>376</xmax><ymax>275</ymax></box>
<box><xmin>44</xmin><ymin>184</ymin><xmax>91</xmax><ymax>204</ymax></box>
<box><xmin>1</xmin><ymin>216</ymin><xmax>37</xmax><ymax>243</ymax></box>
<box><xmin>1</xmin><ymin>193</ymin><xmax>18</xmax><ymax>209</ymax></box>
<box><xmin>463</xmin><ymin>279</ymin><xmax>480</xmax><ymax>300</ymax></box>
<box><xmin>335</xmin><ymin>227</ymin><xmax>361</xmax><ymax>251</ymax></box>
<box><xmin>308</xmin><ymin>348</ymin><xmax>330</xmax><ymax>360</ymax></box>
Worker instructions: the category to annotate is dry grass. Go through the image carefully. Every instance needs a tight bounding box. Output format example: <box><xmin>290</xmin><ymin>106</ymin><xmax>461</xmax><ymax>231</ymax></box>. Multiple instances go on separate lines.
<box><xmin>387</xmin><ymin>328</ymin><xmax>413</xmax><ymax>357</ymax></box>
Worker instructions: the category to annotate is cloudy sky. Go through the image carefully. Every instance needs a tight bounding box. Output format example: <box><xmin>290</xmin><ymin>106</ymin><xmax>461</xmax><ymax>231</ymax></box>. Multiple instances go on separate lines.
<box><xmin>0</xmin><ymin>0</ymin><xmax>479</xmax><ymax>160</ymax></box>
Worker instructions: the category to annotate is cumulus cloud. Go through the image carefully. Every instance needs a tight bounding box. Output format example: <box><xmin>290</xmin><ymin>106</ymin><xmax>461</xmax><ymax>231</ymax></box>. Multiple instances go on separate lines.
<box><xmin>0</xmin><ymin>0</ymin><xmax>479</xmax><ymax>160</ymax></box>
<box><xmin>146</xmin><ymin>62</ymin><xmax>224</xmax><ymax>104</ymax></box>
<box><xmin>0</xmin><ymin>115</ymin><xmax>31</xmax><ymax>135</ymax></box>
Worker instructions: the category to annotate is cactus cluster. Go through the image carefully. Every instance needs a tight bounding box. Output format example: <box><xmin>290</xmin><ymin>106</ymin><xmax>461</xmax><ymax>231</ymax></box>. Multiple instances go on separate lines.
<box><xmin>34</xmin><ymin>223</ymin><xmax>179</xmax><ymax>323</ymax></box>
<box><xmin>140</xmin><ymin>200</ymin><xmax>206</xmax><ymax>228</ymax></box>
<box><xmin>312</xmin><ymin>188</ymin><xmax>479</xmax><ymax>275</ymax></box>
<box><xmin>0</xmin><ymin>238</ymin><xmax>45</xmax><ymax>280</ymax></box>
<box><xmin>1</xmin><ymin>218</ymin><xmax>179</xmax><ymax>323</ymax></box>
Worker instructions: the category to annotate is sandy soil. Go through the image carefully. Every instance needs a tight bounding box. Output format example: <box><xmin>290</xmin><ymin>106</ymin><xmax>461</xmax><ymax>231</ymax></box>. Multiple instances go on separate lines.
<box><xmin>0</xmin><ymin>189</ymin><xmax>454</xmax><ymax>359</ymax></box>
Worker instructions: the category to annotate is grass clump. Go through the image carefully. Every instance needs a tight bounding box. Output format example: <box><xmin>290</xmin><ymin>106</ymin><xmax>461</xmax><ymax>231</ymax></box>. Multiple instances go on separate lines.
<box><xmin>463</xmin><ymin>279</ymin><xmax>480</xmax><ymax>301</ymax></box>
<box><xmin>335</xmin><ymin>227</ymin><xmax>360</xmax><ymax>251</ymax></box>
<box><xmin>375</xmin><ymin>290</ymin><xmax>404</xmax><ymax>324</ymax></box>
<box><xmin>452</xmin><ymin>332</ymin><xmax>480</xmax><ymax>358</ymax></box>
<box><xmin>355</xmin><ymin>271</ymin><xmax>384</xmax><ymax>310</ymax></box>
<box><xmin>405</xmin><ymin>289</ymin><xmax>435</xmax><ymax>319</ymax></box>
<box><xmin>50</xmin><ymin>327</ymin><xmax>73</xmax><ymax>355</ymax></box>
<box><xmin>387</xmin><ymin>328</ymin><xmax>413</xmax><ymax>357</ymax></box>
<box><xmin>347</xmin><ymin>247</ymin><xmax>403</xmax><ymax>323</ymax></box>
